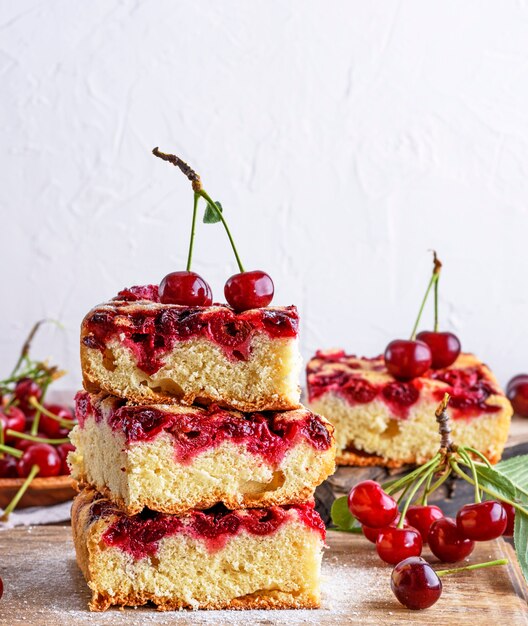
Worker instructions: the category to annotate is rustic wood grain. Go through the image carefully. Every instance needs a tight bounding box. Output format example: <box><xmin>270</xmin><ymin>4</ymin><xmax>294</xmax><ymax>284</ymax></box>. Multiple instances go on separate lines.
<box><xmin>0</xmin><ymin>526</ymin><xmax>526</xmax><ymax>625</ymax></box>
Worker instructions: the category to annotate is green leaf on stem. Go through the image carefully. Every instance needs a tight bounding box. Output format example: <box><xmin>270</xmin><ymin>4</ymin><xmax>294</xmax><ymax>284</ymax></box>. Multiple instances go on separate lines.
<box><xmin>330</xmin><ymin>496</ymin><xmax>359</xmax><ymax>532</ymax></box>
<box><xmin>203</xmin><ymin>200</ymin><xmax>223</xmax><ymax>224</ymax></box>
<box><xmin>514</xmin><ymin>505</ymin><xmax>528</xmax><ymax>587</ymax></box>
<box><xmin>496</xmin><ymin>455</ymin><xmax>528</xmax><ymax>498</ymax></box>
<box><xmin>474</xmin><ymin>464</ymin><xmax>519</xmax><ymax>503</ymax></box>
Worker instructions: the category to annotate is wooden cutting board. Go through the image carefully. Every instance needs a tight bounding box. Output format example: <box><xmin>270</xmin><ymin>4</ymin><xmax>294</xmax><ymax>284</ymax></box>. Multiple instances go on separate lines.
<box><xmin>0</xmin><ymin>526</ymin><xmax>526</xmax><ymax>625</ymax></box>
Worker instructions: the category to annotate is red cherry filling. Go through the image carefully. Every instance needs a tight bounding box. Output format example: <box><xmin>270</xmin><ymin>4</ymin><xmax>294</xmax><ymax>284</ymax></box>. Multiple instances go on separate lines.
<box><xmin>428</xmin><ymin>517</ymin><xmax>474</xmax><ymax>562</ymax></box>
<box><xmin>405</xmin><ymin>505</ymin><xmax>444</xmax><ymax>543</ymax></box>
<box><xmin>224</xmin><ymin>270</ymin><xmax>274</xmax><ymax>312</ymax></box>
<box><xmin>376</xmin><ymin>525</ymin><xmax>423</xmax><ymax>564</ymax></box>
<box><xmin>416</xmin><ymin>331</ymin><xmax>461</xmax><ymax>369</ymax></box>
<box><xmin>506</xmin><ymin>374</ymin><xmax>528</xmax><ymax>417</ymax></box>
<box><xmin>159</xmin><ymin>271</ymin><xmax>213</xmax><ymax>306</ymax></box>
<box><xmin>391</xmin><ymin>556</ymin><xmax>442</xmax><ymax>610</ymax></box>
<box><xmin>384</xmin><ymin>339</ymin><xmax>432</xmax><ymax>381</ymax></box>
<box><xmin>347</xmin><ymin>480</ymin><xmax>398</xmax><ymax>528</ymax></box>
<box><xmin>456</xmin><ymin>501</ymin><xmax>507</xmax><ymax>541</ymax></box>
<box><xmin>17</xmin><ymin>443</ymin><xmax>61</xmax><ymax>478</ymax></box>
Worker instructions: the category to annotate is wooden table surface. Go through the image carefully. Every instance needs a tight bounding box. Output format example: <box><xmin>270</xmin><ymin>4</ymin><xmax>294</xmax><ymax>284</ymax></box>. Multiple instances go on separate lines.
<box><xmin>0</xmin><ymin>527</ymin><xmax>526</xmax><ymax>625</ymax></box>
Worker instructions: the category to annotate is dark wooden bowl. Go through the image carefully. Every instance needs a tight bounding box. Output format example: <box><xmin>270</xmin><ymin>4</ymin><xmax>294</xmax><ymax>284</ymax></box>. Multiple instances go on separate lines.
<box><xmin>0</xmin><ymin>475</ymin><xmax>77</xmax><ymax>509</ymax></box>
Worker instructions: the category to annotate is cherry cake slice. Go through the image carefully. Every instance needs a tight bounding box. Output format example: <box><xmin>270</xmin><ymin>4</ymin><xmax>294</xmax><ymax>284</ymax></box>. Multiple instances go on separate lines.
<box><xmin>306</xmin><ymin>350</ymin><xmax>512</xmax><ymax>467</ymax></box>
<box><xmin>72</xmin><ymin>489</ymin><xmax>325</xmax><ymax>611</ymax></box>
<box><xmin>69</xmin><ymin>392</ymin><xmax>336</xmax><ymax>515</ymax></box>
<box><xmin>80</xmin><ymin>285</ymin><xmax>302</xmax><ymax>412</ymax></box>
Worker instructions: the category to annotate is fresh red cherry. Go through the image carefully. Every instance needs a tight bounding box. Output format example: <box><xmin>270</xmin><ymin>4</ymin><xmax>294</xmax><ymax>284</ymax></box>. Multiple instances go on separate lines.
<box><xmin>0</xmin><ymin>406</ymin><xmax>26</xmax><ymax>443</ymax></box>
<box><xmin>502</xmin><ymin>502</ymin><xmax>515</xmax><ymax>537</ymax></box>
<box><xmin>376</xmin><ymin>525</ymin><xmax>423</xmax><ymax>564</ymax></box>
<box><xmin>347</xmin><ymin>480</ymin><xmax>398</xmax><ymax>528</ymax></box>
<box><xmin>406</xmin><ymin>505</ymin><xmax>444</xmax><ymax>543</ymax></box>
<box><xmin>224</xmin><ymin>270</ymin><xmax>274</xmax><ymax>312</ymax></box>
<box><xmin>17</xmin><ymin>443</ymin><xmax>61</xmax><ymax>478</ymax></box>
<box><xmin>456</xmin><ymin>501</ymin><xmax>507</xmax><ymax>541</ymax></box>
<box><xmin>38</xmin><ymin>404</ymin><xmax>73</xmax><ymax>438</ymax></box>
<box><xmin>14</xmin><ymin>378</ymin><xmax>42</xmax><ymax>413</ymax></box>
<box><xmin>428</xmin><ymin>517</ymin><xmax>474</xmax><ymax>562</ymax></box>
<box><xmin>362</xmin><ymin>513</ymin><xmax>408</xmax><ymax>543</ymax></box>
<box><xmin>0</xmin><ymin>454</ymin><xmax>18</xmax><ymax>478</ymax></box>
<box><xmin>57</xmin><ymin>442</ymin><xmax>75</xmax><ymax>475</ymax></box>
<box><xmin>384</xmin><ymin>340</ymin><xmax>432</xmax><ymax>381</ymax></box>
<box><xmin>158</xmin><ymin>271</ymin><xmax>213</xmax><ymax>306</ymax></box>
<box><xmin>506</xmin><ymin>374</ymin><xmax>528</xmax><ymax>417</ymax></box>
<box><xmin>391</xmin><ymin>556</ymin><xmax>442</xmax><ymax>610</ymax></box>
<box><xmin>416</xmin><ymin>331</ymin><xmax>461</xmax><ymax>369</ymax></box>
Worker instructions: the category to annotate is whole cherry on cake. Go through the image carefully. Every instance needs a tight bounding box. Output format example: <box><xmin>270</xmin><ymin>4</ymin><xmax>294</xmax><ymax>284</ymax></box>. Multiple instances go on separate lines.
<box><xmin>506</xmin><ymin>374</ymin><xmax>528</xmax><ymax>417</ymax></box>
<box><xmin>384</xmin><ymin>253</ymin><xmax>461</xmax><ymax>380</ymax></box>
<box><xmin>153</xmin><ymin>148</ymin><xmax>274</xmax><ymax>312</ymax></box>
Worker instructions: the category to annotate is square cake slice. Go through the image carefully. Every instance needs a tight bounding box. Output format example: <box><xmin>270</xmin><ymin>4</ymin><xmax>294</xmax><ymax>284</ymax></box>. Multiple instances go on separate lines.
<box><xmin>69</xmin><ymin>392</ymin><xmax>336</xmax><ymax>515</ymax></box>
<box><xmin>306</xmin><ymin>350</ymin><xmax>512</xmax><ymax>467</ymax></box>
<box><xmin>80</xmin><ymin>286</ymin><xmax>301</xmax><ymax>412</ymax></box>
<box><xmin>72</xmin><ymin>489</ymin><xmax>324</xmax><ymax>611</ymax></box>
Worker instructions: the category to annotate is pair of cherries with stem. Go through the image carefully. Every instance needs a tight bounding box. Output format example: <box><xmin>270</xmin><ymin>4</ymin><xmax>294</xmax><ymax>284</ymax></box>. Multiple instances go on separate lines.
<box><xmin>343</xmin><ymin>395</ymin><xmax>526</xmax><ymax>609</ymax></box>
<box><xmin>384</xmin><ymin>253</ymin><xmax>461</xmax><ymax>380</ymax></box>
<box><xmin>152</xmin><ymin>148</ymin><xmax>274</xmax><ymax>312</ymax></box>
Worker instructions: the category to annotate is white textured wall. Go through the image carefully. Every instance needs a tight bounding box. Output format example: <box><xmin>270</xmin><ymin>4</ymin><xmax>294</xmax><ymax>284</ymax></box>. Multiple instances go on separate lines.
<box><xmin>2</xmin><ymin>0</ymin><xmax>527</xmax><ymax>391</ymax></box>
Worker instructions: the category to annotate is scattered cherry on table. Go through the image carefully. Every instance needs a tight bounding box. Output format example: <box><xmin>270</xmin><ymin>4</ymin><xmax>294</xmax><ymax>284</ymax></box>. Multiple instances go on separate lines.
<box><xmin>158</xmin><ymin>271</ymin><xmax>213</xmax><ymax>306</ymax></box>
<box><xmin>416</xmin><ymin>331</ymin><xmax>461</xmax><ymax>369</ymax></box>
<box><xmin>391</xmin><ymin>556</ymin><xmax>442</xmax><ymax>610</ymax></box>
<box><xmin>224</xmin><ymin>270</ymin><xmax>274</xmax><ymax>312</ymax></box>
<box><xmin>384</xmin><ymin>339</ymin><xmax>432</xmax><ymax>381</ymax></box>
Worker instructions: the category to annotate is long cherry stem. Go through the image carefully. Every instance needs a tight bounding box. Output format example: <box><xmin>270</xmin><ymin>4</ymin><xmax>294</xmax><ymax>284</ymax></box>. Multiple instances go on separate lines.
<box><xmin>186</xmin><ymin>193</ymin><xmax>200</xmax><ymax>272</ymax></box>
<box><xmin>436</xmin><ymin>559</ymin><xmax>508</xmax><ymax>577</ymax></box>
<box><xmin>410</xmin><ymin>252</ymin><xmax>442</xmax><ymax>340</ymax></box>
<box><xmin>1</xmin><ymin>464</ymin><xmax>39</xmax><ymax>521</ymax></box>
<box><xmin>6</xmin><ymin>430</ymin><xmax>69</xmax><ymax>445</ymax></box>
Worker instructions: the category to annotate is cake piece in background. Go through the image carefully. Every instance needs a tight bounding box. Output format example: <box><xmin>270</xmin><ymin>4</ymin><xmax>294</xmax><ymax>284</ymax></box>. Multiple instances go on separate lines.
<box><xmin>80</xmin><ymin>290</ymin><xmax>301</xmax><ymax>412</ymax></box>
<box><xmin>69</xmin><ymin>391</ymin><xmax>336</xmax><ymax>515</ymax></box>
<box><xmin>306</xmin><ymin>349</ymin><xmax>512</xmax><ymax>467</ymax></box>
<box><xmin>72</xmin><ymin>489</ymin><xmax>325</xmax><ymax>611</ymax></box>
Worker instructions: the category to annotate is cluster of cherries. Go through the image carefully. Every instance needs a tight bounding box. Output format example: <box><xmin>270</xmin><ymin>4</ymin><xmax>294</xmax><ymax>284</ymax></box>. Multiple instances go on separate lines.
<box><xmin>348</xmin><ymin>480</ymin><xmax>513</xmax><ymax>609</ymax></box>
<box><xmin>159</xmin><ymin>269</ymin><xmax>274</xmax><ymax>312</ymax></box>
<box><xmin>383</xmin><ymin>254</ymin><xmax>462</xmax><ymax>381</ymax></box>
<box><xmin>0</xmin><ymin>378</ymin><xmax>74</xmax><ymax>482</ymax></box>
<box><xmin>152</xmin><ymin>148</ymin><xmax>275</xmax><ymax>313</ymax></box>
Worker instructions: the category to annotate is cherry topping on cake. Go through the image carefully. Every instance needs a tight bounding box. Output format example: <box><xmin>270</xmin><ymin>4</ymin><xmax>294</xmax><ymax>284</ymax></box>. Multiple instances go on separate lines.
<box><xmin>506</xmin><ymin>374</ymin><xmax>528</xmax><ymax>417</ymax></box>
<box><xmin>428</xmin><ymin>517</ymin><xmax>474</xmax><ymax>562</ymax></box>
<box><xmin>391</xmin><ymin>557</ymin><xmax>442</xmax><ymax>610</ymax></box>
<box><xmin>384</xmin><ymin>340</ymin><xmax>432</xmax><ymax>381</ymax></box>
<box><xmin>159</xmin><ymin>271</ymin><xmax>213</xmax><ymax>306</ymax></box>
<box><xmin>347</xmin><ymin>480</ymin><xmax>398</xmax><ymax>528</ymax></box>
<box><xmin>456</xmin><ymin>501</ymin><xmax>507</xmax><ymax>541</ymax></box>
<box><xmin>17</xmin><ymin>443</ymin><xmax>61</xmax><ymax>478</ymax></box>
<box><xmin>416</xmin><ymin>331</ymin><xmax>461</xmax><ymax>370</ymax></box>
<box><xmin>376</xmin><ymin>525</ymin><xmax>423</xmax><ymax>564</ymax></box>
<box><xmin>224</xmin><ymin>270</ymin><xmax>274</xmax><ymax>312</ymax></box>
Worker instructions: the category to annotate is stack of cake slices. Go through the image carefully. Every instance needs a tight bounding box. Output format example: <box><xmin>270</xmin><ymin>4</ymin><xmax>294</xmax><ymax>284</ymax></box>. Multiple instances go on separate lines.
<box><xmin>68</xmin><ymin>285</ymin><xmax>336</xmax><ymax>611</ymax></box>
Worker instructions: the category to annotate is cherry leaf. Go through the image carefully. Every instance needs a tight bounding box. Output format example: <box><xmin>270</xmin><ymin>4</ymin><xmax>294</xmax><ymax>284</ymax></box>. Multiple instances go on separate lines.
<box><xmin>203</xmin><ymin>200</ymin><xmax>223</xmax><ymax>224</ymax></box>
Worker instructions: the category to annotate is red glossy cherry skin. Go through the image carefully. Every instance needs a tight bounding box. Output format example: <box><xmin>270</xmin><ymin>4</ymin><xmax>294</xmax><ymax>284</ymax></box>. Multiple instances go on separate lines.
<box><xmin>506</xmin><ymin>375</ymin><xmax>528</xmax><ymax>417</ymax></box>
<box><xmin>456</xmin><ymin>501</ymin><xmax>507</xmax><ymax>541</ymax></box>
<box><xmin>428</xmin><ymin>517</ymin><xmax>474</xmax><ymax>562</ymax></box>
<box><xmin>384</xmin><ymin>340</ymin><xmax>432</xmax><ymax>381</ymax></box>
<box><xmin>0</xmin><ymin>576</ymin><xmax>3</xmax><ymax>600</ymax></box>
<box><xmin>502</xmin><ymin>502</ymin><xmax>515</xmax><ymax>537</ymax></box>
<box><xmin>391</xmin><ymin>556</ymin><xmax>442</xmax><ymax>610</ymax></box>
<box><xmin>0</xmin><ymin>406</ymin><xmax>26</xmax><ymax>443</ymax></box>
<box><xmin>57</xmin><ymin>442</ymin><xmax>75</xmax><ymax>475</ymax></box>
<box><xmin>362</xmin><ymin>513</ymin><xmax>408</xmax><ymax>543</ymax></box>
<box><xmin>224</xmin><ymin>270</ymin><xmax>274</xmax><ymax>312</ymax></box>
<box><xmin>406</xmin><ymin>505</ymin><xmax>444</xmax><ymax>543</ymax></box>
<box><xmin>38</xmin><ymin>404</ymin><xmax>73</xmax><ymax>438</ymax></box>
<box><xmin>159</xmin><ymin>271</ymin><xmax>213</xmax><ymax>306</ymax></box>
<box><xmin>14</xmin><ymin>378</ymin><xmax>42</xmax><ymax>414</ymax></box>
<box><xmin>347</xmin><ymin>480</ymin><xmax>398</xmax><ymax>528</ymax></box>
<box><xmin>416</xmin><ymin>331</ymin><xmax>461</xmax><ymax>369</ymax></box>
<box><xmin>0</xmin><ymin>454</ymin><xmax>18</xmax><ymax>478</ymax></box>
<box><xmin>376</xmin><ymin>525</ymin><xmax>423</xmax><ymax>564</ymax></box>
<box><xmin>17</xmin><ymin>443</ymin><xmax>61</xmax><ymax>478</ymax></box>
